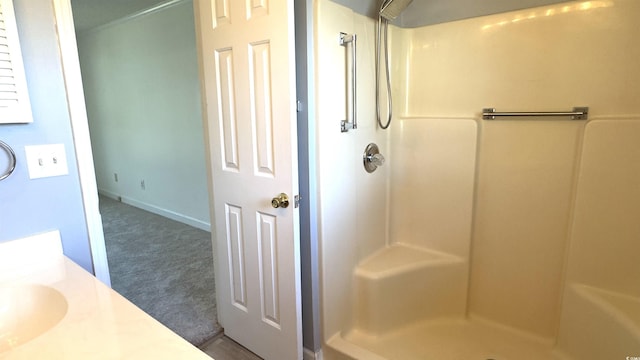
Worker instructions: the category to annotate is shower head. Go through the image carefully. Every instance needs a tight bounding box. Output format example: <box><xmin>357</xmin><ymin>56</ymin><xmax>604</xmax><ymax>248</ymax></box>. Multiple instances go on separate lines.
<box><xmin>379</xmin><ymin>0</ymin><xmax>413</xmax><ymax>21</ymax></box>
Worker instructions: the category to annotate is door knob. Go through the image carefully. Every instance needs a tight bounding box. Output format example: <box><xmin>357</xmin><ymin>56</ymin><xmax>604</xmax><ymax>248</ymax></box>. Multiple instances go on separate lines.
<box><xmin>271</xmin><ymin>193</ymin><xmax>289</xmax><ymax>208</ymax></box>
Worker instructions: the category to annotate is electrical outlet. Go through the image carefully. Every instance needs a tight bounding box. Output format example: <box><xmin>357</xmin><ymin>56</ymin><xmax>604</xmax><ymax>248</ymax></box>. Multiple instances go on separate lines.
<box><xmin>140</xmin><ymin>180</ymin><xmax>145</xmax><ymax>190</ymax></box>
<box><xmin>114</xmin><ymin>173</ymin><xmax>118</xmax><ymax>182</ymax></box>
<box><xmin>24</xmin><ymin>144</ymin><xmax>69</xmax><ymax>179</ymax></box>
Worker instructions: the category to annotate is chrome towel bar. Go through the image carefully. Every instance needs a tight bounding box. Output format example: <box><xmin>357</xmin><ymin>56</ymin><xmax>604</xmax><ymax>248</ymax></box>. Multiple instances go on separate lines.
<box><xmin>340</xmin><ymin>32</ymin><xmax>357</xmax><ymax>132</ymax></box>
<box><xmin>0</xmin><ymin>140</ymin><xmax>17</xmax><ymax>181</ymax></box>
<box><xmin>482</xmin><ymin>107</ymin><xmax>589</xmax><ymax>120</ymax></box>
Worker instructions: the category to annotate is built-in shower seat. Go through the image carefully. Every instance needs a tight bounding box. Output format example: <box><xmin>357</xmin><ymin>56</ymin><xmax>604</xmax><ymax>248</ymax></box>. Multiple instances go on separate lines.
<box><xmin>352</xmin><ymin>243</ymin><xmax>467</xmax><ymax>336</ymax></box>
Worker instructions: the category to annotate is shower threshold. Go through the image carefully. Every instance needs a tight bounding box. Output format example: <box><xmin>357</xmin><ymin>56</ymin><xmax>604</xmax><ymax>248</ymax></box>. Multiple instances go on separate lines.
<box><xmin>329</xmin><ymin>317</ymin><xmax>569</xmax><ymax>360</ymax></box>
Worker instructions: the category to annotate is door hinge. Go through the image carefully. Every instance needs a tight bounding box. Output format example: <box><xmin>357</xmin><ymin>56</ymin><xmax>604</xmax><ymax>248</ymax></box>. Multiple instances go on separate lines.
<box><xmin>294</xmin><ymin>195</ymin><xmax>301</xmax><ymax>208</ymax></box>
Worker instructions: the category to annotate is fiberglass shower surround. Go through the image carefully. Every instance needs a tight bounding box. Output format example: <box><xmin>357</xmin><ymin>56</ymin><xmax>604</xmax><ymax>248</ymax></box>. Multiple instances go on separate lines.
<box><xmin>315</xmin><ymin>0</ymin><xmax>640</xmax><ymax>359</ymax></box>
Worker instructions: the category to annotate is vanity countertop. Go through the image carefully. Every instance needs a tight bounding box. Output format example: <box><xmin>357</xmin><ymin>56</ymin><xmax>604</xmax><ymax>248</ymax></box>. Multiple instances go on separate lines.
<box><xmin>0</xmin><ymin>251</ymin><xmax>213</xmax><ymax>360</ymax></box>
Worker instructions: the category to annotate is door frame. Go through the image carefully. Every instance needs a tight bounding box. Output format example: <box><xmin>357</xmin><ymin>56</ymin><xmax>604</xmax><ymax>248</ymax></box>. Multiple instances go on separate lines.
<box><xmin>52</xmin><ymin>0</ymin><xmax>111</xmax><ymax>286</ymax></box>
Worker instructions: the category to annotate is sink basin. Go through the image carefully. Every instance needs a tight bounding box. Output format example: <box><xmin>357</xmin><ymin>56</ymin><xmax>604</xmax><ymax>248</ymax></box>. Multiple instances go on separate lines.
<box><xmin>0</xmin><ymin>285</ymin><xmax>68</xmax><ymax>352</ymax></box>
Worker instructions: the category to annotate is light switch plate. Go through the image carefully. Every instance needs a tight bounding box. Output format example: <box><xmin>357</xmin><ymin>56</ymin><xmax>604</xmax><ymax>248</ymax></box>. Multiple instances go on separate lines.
<box><xmin>24</xmin><ymin>144</ymin><xmax>69</xmax><ymax>179</ymax></box>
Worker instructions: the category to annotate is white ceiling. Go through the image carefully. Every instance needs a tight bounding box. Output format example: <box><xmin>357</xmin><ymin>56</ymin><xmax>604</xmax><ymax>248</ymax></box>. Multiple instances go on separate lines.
<box><xmin>71</xmin><ymin>0</ymin><xmax>169</xmax><ymax>31</ymax></box>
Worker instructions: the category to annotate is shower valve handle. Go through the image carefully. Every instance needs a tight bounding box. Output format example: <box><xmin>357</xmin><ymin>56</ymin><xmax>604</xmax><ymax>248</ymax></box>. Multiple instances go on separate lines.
<box><xmin>364</xmin><ymin>143</ymin><xmax>385</xmax><ymax>173</ymax></box>
<box><xmin>368</xmin><ymin>153</ymin><xmax>385</xmax><ymax>167</ymax></box>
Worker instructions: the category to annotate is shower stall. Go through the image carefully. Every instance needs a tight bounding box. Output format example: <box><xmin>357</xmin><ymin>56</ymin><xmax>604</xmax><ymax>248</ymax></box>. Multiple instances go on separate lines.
<box><xmin>311</xmin><ymin>0</ymin><xmax>640</xmax><ymax>358</ymax></box>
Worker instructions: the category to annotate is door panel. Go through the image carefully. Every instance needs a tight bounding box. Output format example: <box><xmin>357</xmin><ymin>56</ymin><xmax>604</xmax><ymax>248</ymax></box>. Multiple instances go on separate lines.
<box><xmin>257</xmin><ymin>211</ymin><xmax>280</xmax><ymax>326</ymax></box>
<box><xmin>226</xmin><ymin>204</ymin><xmax>247</xmax><ymax>309</ymax></box>
<box><xmin>215</xmin><ymin>48</ymin><xmax>240</xmax><ymax>171</ymax></box>
<box><xmin>248</xmin><ymin>41</ymin><xmax>275</xmax><ymax>177</ymax></box>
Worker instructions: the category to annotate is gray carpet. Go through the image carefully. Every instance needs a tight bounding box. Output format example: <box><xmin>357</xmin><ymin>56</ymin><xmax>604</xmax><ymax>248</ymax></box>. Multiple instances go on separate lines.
<box><xmin>99</xmin><ymin>195</ymin><xmax>222</xmax><ymax>346</ymax></box>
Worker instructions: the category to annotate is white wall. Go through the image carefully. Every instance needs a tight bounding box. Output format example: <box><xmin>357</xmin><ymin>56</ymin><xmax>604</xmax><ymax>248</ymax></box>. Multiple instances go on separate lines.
<box><xmin>77</xmin><ymin>0</ymin><xmax>210</xmax><ymax>230</ymax></box>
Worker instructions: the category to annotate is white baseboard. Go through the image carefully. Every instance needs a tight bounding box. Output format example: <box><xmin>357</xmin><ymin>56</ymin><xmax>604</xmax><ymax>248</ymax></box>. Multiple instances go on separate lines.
<box><xmin>98</xmin><ymin>189</ymin><xmax>211</xmax><ymax>232</ymax></box>
<box><xmin>304</xmin><ymin>347</ymin><xmax>323</xmax><ymax>360</ymax></box>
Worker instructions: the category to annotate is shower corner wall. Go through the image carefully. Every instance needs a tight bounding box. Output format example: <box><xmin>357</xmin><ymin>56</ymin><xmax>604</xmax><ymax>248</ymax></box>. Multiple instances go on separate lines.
<box><xmin>313</xmin><ymin>0</ymin><xmax>390</xmax><ymax>346</ymax></box>
<box><xmin>555</xmin><ymin>119</ymin><xmax>640</xmax><ymax>359</ymax></box>
<box><xmin>314</xmin><ymin>0</ymin><xmax>479</xmax><ymax>355</ymax></box>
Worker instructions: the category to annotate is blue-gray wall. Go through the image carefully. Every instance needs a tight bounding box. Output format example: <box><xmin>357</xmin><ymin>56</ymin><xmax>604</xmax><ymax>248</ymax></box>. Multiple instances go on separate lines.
<box><xmin>0</xmin><ymin>0</ymin><xmax>93</xmax><ymax>272</ymax></box>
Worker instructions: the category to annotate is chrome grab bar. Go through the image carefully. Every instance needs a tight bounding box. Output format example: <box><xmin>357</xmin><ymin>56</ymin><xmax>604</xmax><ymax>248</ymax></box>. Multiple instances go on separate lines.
<box><xmin>482</xmin><ymin>107</ymin><xmax>589</xmax><ymax>120</ymax></box>
<box><xmin>0</xmin><ymin>140</ymin><xmax>17</xmax><ymax>181</ymax></box>
<box><xmin>340</xmin><ymin>32</ymin><xmax>357</xmax><ymax>132</ymax></box>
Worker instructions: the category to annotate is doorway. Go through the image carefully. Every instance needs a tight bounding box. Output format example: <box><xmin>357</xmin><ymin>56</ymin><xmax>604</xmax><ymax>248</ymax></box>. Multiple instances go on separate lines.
<box><xmin>70</xmin><ymin>0</ymin><xmax>219</xmax><ymax>346</ymax></box>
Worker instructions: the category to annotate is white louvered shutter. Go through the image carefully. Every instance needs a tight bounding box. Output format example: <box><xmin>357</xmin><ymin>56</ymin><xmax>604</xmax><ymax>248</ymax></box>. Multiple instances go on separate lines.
<box><xmin>0</xmin><ymin>0</ymin><xmax>32</xmax><ymax>123</ymax></box>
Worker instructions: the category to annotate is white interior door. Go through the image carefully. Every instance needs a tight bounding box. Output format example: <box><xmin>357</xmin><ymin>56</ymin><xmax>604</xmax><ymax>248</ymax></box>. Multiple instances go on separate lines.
<box><xmin>194</xmin><ymin>0</ymin><xmax>302</xmax><ymax>359</ymax></box>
